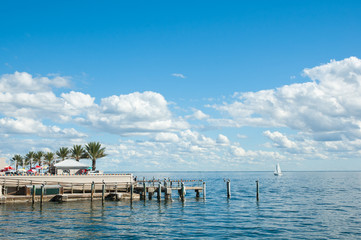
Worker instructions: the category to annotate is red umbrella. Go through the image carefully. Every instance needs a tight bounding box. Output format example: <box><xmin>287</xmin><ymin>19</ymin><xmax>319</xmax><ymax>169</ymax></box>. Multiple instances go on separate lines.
<box><xmin>27</xmin><ymin>169</ymin><xmax>37</xmax><ymax>174</ymax></box>
<box><xmin>35</xmin><ymin>165</ymin><xmax>42</xmax><ymax>169</ymax></box>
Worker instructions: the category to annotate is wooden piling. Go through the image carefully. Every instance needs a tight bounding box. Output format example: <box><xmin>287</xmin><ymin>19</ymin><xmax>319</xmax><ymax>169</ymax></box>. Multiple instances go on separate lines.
<box><xmin>143</xmin><ymin>181</ymin><xmax>146</xmax><ymax>200</ymax></box>
<box><xmin>102</xmin><ymin>183</ymin><xmax>105</xmax><ymax>203</ymax></box>
<box><xmin>32</xmin><ymin>185</ymin><xmax>36</xmax><ymax>204</ymax></box>
<box><xmin>203</xmin><ymin>182</ymin><xmax>206</xmax><ymax>199</ymax></box>
<box><xmin>130</xmin><ymin>182</ymin><xmax>134</xmax><ymax>201</ymax></box>
<box><xmin>227</xmin><ymin>180</ymin><xmax>231</xmax><ymax>199</ymax></box>
<box><xmin>256</xmin><ymin>180</ymin><xmax>259</xmax><ymax>201</ymax></box>
<box><xmin>181</xmin><ymin>182</ymin><xmax>185</xmax><ymax>201</ymax></box>
<box><xmin>91</xmin><ymin>181</ymin><xmax>94</xmax><ymax>202</ymax></box>
<box><xmin>157</xmin><ymin>182</ymin><xmax>161</xmax><ymax>201</ymax></box>
<box><xmin>40</xmin><ymin>184</ymin><xmax>44</xmax><ymax>204</ymax></box>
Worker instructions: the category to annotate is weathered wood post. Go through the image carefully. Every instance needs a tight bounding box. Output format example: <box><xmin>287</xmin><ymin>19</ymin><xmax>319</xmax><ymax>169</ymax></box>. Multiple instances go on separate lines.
<box><xmin>157</xmin><ymin>182</ymin><xmax>161</xmax><ymax>201</ymax></box>
<box><xmin>203</xmin><ymin>182</ymin><xmax>206</xmax><ymax>199</ymax></box>
<box><xmin>181</xmin><ymin>182</ymin><xmax>186</xmax><ymax>201</ymax></box>
<box><xmin>130</xmin><ymin>182</ymin><xmax>134</xmax><ymax>201</ymax></box>
<box><xmin>256</xmin><ymin>179</ymin><xmax>259</xmax><ymax>201</ymax></box>
<box><xmin>32</xmin><ymin>185</ymin><xmax>36</xmax><ymax>204</ymax></box>
<box><xmin>227</xmin><ymin>180</ymin><xmax>231</xmax><ymax>199</ymax></box>
<box><xmin>115</xmin><ymin>183</ymin><xmax>118</xmax><ymax>193</ymax></box>
<box><xmin>91</xmin><ymin>181</ymin><xmax>94</xmax><ymax>202</ymax></box>
<box><xmin>83</xmin><ymin>183</ymin><xmax>85</xmax><ymax>194</ymax></box>
<box><xmin>71</xmin><ymin>183</ymin><xmax>74</xmax><ymax>194</ymax></box>
<box><xmin>40</xmin><ymin>184</ymin><xmax>44</xmax><ymax>204</ymax></box>
<box><xmin>17</xmin><ymin>180</ymin><xmax>20</xmax><ymax>191</ymax></box>
<box><xmin>143</xmin><ymin>181</ymin><xmax>146</xmax><ymax>200</ymax></box>
<box><xmin>102</xmin><ymin>183</ymin><xmax>105</xmax><ymax>204</ymax></box>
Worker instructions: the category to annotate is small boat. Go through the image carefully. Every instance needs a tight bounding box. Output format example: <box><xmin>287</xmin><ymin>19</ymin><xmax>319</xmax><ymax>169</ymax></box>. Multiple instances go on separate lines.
<box><xmin>274</xmin><ymin>163</ymin><xmax>282</xmax><ymax>176</ymax></box>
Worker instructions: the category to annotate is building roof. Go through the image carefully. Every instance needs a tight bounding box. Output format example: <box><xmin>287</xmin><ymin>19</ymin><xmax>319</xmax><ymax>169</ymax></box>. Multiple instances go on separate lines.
<box><xmin>54</xmin><ymin>159</ymin><xmax>89</xmax><ymax>169</ymax></box>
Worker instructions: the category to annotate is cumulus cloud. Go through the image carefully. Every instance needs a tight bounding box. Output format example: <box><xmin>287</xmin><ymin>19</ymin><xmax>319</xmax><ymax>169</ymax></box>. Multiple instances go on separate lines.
<box><xmin>61</xmin><ymin>91</ymin><xmax>95</xmax><ymax>109</ymax></box>
<box><xmin>87</xmin><ymin>91</ymin><xmax>189</xmax><ymax>135</ymax></box>
<box><xmin>154</xmin><ymin>132</ymin><xmax>179</xmax><ymax>142</ymax></box>
<box><xmin>0</xmin><ymin>72</ymin><xmax>188</xmax><ymax>137</ymax></box>
<box><xmin>217</xmin><ymin>134</ymin><xmax>230</xmax><ymax>145</ymax></box>
<box><xmin>171</xmin><ymin>73</ymin><xmax>186</xmax><ymax>79</ymax></box>
<box><xmin>0</xmin><ymin>71</ymin><xmax>69</xmax><ymax>93</ymax></box>
<box><xmin>187</xmin><ymin>109</ymin><xmax>209</xmax><ymax>120</ymax></box>
<box><xmin>0</xmin><ymin>117</ymin><xmax>86</xmax><ymax>138</ymax></box>
<box><xmin>263</xmin><ymin>130</ymin><xmax>297</xmax><ymax>148</ymax></box>
<box><xmin>212</xmin><ymin>57</ymin><xmax>361</xmax><ymax>142</ymax></box>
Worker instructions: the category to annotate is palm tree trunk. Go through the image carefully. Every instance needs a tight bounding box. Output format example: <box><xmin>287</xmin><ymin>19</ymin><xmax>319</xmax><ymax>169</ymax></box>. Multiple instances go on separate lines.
<box><xmin>92</xmin><ymin>159</ymin><xmax>96</xmax><ymax>171</ymax></box>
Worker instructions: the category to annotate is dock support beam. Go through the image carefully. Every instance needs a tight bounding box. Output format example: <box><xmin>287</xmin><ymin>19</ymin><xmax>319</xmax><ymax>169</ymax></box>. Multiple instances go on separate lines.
<box><xmin>227</xmin><ymin>180</ymin><xmax>231</xmax><ymax>199</ymax></box>
<box><xmin>130</xmin><ymin>183</ymin><xmax>134</xmax><ymax>201</ymax></box>
<box><xmin>256</xmin><ymin>180</ymin><xmax>259</xmax><ymax>201</ymax></box>
<box><xmin>143</xmin><ymin>181</ymin><xmax>146</xmax><ymax>200</ymax></box>
<box><xmin>32</xmin><ymin>185</ymin><xmax>36</xmax><ymax>204</ymax></box>
<box><xmin>203</xmin><ymin>182</ymin><xmax>206</xmax><ymax>199</ymax></box>
<box><xmin>157</xmin><ymin>183</ymin><xmax>161</xmax><ymax>201</ymax></box>
<box><xmin>91</xmin><ymin>181</ymin><xmax>94</xmax><ymax>202</ymax></box>
<box><xmin>40</xmin><ymin>184</ymin><xmax>44</xmax><ymax>204</ymax></box>
<box><xmin>180</xmin><ymin>182</ymin><xmax>186</xmax><ymax>201</ymax></box>
<box><xmin>102</xmin><ymin>183</ymin><xmax>105</xmax><ymax>204</ymax></box>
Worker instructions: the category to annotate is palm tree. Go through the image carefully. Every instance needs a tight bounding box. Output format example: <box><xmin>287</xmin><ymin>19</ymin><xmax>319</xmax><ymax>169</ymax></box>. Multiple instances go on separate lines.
<box><xmin>85</xmin><ymin>142</ymin><xmax>107</xmax><ymax>171</ymax></box>
<box><xmin>34</xmin><ymin>151</ymin><xmax>45</xmax><ymax>166</ymax></box>
<box><xmin>71</xmin><ymin>145</ymin><xmax>86</xmax><ymax>161</ymax></box>
<box><xmin>25</xmin><ymin>151</ymin><xmax>36</xmax><ymax>168</ymax></box>
<box><xmin>44</xmin><ymin>152</ymin><xmax>55</xmax><ymax>166</ymax></box>
<box><xmin>56</xmin><ymin>147</ymin><xmax>70</xmax><ymax>161</ymax></box>
<box><xmin>11</xmin><ymin>154</ymin><xmax>23</xmax><ymax>170</ymax></box>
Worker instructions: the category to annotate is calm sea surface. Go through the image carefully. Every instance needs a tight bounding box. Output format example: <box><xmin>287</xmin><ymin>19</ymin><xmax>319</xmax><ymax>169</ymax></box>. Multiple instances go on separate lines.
<box><xmin>1</xmin><ymin>171</ymin><xmax>361</xmax><ymax>239</ymax></box>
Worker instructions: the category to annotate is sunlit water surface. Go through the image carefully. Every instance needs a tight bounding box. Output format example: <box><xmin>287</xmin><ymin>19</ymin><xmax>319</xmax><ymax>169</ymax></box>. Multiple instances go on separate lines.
<box><xmin>1</xmin><ymin>171</ymin><xmax>361</xmax><ymax>239</ymax></box>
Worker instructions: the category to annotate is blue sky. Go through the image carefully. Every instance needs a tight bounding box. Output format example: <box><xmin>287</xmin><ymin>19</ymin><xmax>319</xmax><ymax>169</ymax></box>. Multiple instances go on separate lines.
<box><xmin>1</xmin><ymin>1</ymin><xmax>361</xmax><ymax>171</ymax></box>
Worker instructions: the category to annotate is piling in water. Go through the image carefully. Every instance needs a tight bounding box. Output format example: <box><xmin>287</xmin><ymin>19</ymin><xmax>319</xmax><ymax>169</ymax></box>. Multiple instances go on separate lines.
<box><xmin>227</xmin><ymin>180</ymin><xmax>231</xmax><ymax>199</ymax></box>
<box><xmin>203</xmin><ymin>182</ymin><xmax>206</xmax><ymax>199</ymax></box>
<box><xmin>32</xmin><ymin>185</ymin><xmax>36</xmax><ymax>204</ymax></box>
<box><xmin>256</xmin><ymin>180</ymin><xmax>259</xmax><ymax>201</ymax></box>
<box><xmin>40</xmin><ymin>184</ymin><xmax>44</xmax><ymax>204</ymax></box>
<box><xmin>157</xmin><ymin>182</ymin><xmax>161</xmax><ymax>201</ymax></box>
<box><xmin>91</xmin><ymin>181</ymin><xmax>94</xmax><ymax>202</ymax></box>
<box><xmin>130</xmin><ymin>183</ymin><xmax>134</xmax><ymax>201</ymax></box>
<box><xmin>102</xmin><ymin>183</ymin><xmax>105</xmax><ymax>203</ymax></box>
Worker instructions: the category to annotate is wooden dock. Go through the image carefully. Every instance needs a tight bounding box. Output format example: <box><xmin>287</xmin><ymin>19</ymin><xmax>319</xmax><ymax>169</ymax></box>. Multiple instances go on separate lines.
<box><xmin>0</xmin><ymin>175</ymin><xmax>206</xmax><ymax>204</ymax></box>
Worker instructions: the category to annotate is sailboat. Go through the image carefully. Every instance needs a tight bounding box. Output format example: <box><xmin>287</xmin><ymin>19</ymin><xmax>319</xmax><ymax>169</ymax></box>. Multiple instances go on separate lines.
<box><xmin>274</xmin><ymin>163</ymin><xmax>282</xmax><ymax>176</ymax></box>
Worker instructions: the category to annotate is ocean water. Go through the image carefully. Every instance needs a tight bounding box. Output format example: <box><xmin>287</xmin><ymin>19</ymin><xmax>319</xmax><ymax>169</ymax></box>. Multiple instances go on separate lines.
<box><xmin>1</xmin><ymin>171</ymin><xmax>361</xmax><ymax>239</ymax></box>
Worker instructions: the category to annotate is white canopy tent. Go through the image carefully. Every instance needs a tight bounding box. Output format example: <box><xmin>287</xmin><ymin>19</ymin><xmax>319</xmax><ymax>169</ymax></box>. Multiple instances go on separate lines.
<box><xmin>54</xmin><ymin>159</ymin><xmax>90</xmax><ymax>174</ymax></box>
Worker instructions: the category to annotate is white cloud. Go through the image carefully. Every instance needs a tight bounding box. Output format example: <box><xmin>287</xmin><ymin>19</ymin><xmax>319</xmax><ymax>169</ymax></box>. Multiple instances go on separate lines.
<box><xmin>263</xmin><ymin>130</ymin><xmax>297</xmax><ymax>148</ymax></box>
<box><xmin>0</xmin><ymin>71</ymin><xmax>69</xmax><ymax>93</ymax></box>
<box><xmin>0</xmin><ymin>117</ymin><xmax>86</xmax><ymax>138</ymax></box>
<box><xmin>154</xmin><ymin>132</ymin><xmax>179</xmax><ymax>142</ymax></box>
<box><xmin>217</xmin><ymin>134</ymin><xmax>230</xmax><ymax>145</ymax></box>
<box><xmin>171</xmin><ymin>73</ymin><xmax>186</xmax><ymax>79</ymax></box>
<box><xmin>86</xmin><ymin>91</ymin><xmax>189</xmax><ymax>135</ymax></box>
<box><xmin>61</xmin><ymin>91</ymin><xmax>95</xmax><ymax>109</ymax></box>
<box><xmin>187</xmin><ymin>109</ymin><xmax>209</xmax><ymax>120</ymax></box>
<box><xmin>212</xmin><ymin>57</ymin><xmax>361</xmax><ymax>142</ymax></box>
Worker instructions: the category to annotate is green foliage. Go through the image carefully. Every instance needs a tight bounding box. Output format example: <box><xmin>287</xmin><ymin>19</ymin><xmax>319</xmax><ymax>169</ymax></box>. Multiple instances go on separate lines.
<box><xmin>44</xmin><ymin>152</ymin><xmax>55</xmax><ymax>166</ymax></box>
<box><xmin>25</xmin><ymin>151</ymin><xmax>36</xmax><ymax>168</ymax></box>
<box><xmin>71</xmin><ymin>145</ymin><xmax>87</xmax><ymax>161</ymax></box>
<box><xmin>11</xmin><ymin>154</ymin><xmax>23</xmax><ymax>170</ymax></box>
<box><xmin>56</xmin><ymin>147</ymin><xmax>70</xmax><ymax>160</ymax></box>
<box><xmin>85</xmin><ymin>142</ymin><xmax>107</xmax><ymax>171</ymax></box>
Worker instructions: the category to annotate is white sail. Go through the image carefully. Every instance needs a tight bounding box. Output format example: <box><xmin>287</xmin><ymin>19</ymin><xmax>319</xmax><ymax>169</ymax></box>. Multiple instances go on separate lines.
<box><xmin>274</xmin><ymin>163</ymin><xmax>282</xmax><ymax>176</ymax></box>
